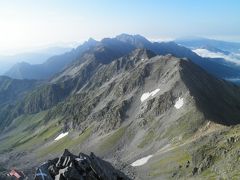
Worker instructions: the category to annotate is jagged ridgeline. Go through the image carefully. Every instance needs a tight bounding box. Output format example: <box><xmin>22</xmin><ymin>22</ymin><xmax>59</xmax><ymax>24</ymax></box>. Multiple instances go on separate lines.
<box><xmin>1</xmin><ymin>34</ymin><xmax>240</xmax><ymax>179</ymax></box>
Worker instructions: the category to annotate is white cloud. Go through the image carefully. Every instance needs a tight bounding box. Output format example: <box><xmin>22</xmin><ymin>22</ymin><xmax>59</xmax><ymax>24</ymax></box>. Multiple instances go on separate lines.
<box><xmin>225</xmin><ymin>78</ymin><xmax>240</xmax><ymax>83</ymax></box>
<box><xmin>193</xmin><ymin>48</ymin><xmax>240</xmax><ymax>65</ymax></box>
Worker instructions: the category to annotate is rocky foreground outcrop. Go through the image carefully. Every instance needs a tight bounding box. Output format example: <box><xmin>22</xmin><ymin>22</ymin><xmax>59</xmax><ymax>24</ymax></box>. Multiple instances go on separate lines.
<box><xmin>34</xmin><ymin>149</ymin><xmax>130</xmax><ymax>180</ymax></box>
<box><xmin>0</xmin><ymin>149</ymin><xmax>130</xmax><ymax>180</ymax></box>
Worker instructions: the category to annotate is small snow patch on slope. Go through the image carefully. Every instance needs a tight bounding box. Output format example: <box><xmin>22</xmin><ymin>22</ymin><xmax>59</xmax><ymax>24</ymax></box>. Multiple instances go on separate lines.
<box><xmin>55</xmin><ymin>132</ymin><xmax>69</xmax><ymax>141</ymax></box>
<box><xmin>131</xmin><ymin>155</ymin><xmax>153</xmax><ymax>167</ymax></box>
<box><xmin>141</xmin><ymin>89</ymin><xmax>160</xmax><ymax>102</ymax></box>
<box><xmin>174</xmin><ymin>98</ymin><xmax>184</xmax><ymax>109</ymax></box>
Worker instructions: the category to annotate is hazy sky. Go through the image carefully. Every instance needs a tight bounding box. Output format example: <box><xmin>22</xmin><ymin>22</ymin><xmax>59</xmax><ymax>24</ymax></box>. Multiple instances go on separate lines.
<box><xmin>0</xmin><ymin>0</ymin><xmax>240</xmax><ymax>54</ymax></box>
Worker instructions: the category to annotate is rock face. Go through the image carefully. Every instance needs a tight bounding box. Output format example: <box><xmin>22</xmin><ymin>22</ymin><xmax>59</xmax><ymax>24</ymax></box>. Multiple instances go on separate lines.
<box><xmin>5</xmin><ymin>47</ymin><xmax>239</xmax><ymax>132</ymax></box>
<box><xmin>34</xmin><ymin>149</ymin><xmax>130</xmax><ymax>180</ymax></box>
<box><xmin>0</xmin><ymin>76</ymin><xmax>39</xmax><ymax>130</ymax></box>
<box><xmin>1</xmin><ymin>35</ymin><xmax>240</xmax><ymax>179</ymax></box>
<box><xmin>1</xmin><ymin>34</ymin><xmax>240</xmax><ymax>131</ymax></box>
<box><xmin>0</xmin><ymin>76</ymin><xmax>38</xmax><ymax>106</ymax></box>
<box><xmin>40</xmin><ymin>48</ymin><xmax>240</xmax><ymax>131</ymax></box>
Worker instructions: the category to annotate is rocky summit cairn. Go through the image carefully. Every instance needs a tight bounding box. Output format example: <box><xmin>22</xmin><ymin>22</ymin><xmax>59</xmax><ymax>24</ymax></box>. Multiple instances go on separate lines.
<box><xmin>34</xmin><ymin>149</ymin><xmax>130</xmax><ymax>180</ymax></box>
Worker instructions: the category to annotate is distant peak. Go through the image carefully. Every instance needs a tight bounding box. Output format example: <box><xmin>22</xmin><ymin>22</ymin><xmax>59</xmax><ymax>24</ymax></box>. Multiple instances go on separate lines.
<box><xmin>116</xmin><ymin>33</ymin><xmax>146</xmax><ymax>39</ymax></box>
<box><xmin>115</xmin><ymin>33</ymin><xmax>150</xmax><ymax>45</ymax></box>
<box><xmin>115</xmin><ymin>33</ymin><xmax>133</xmax><ymax>39</ymax></box>
<box><xmin>116</xmin><ymin>33</ymin><xmax>145</xmax><ymax>39</ymax></box>
<box><xmin>87</xmin><ymin>37</ymin><xmax>97</xmax><ymax>43</ymax></box>
<box><xmin>83</xmin><ymin>38</ymin><xmax>98</xmax><ymax>46</ymax></box>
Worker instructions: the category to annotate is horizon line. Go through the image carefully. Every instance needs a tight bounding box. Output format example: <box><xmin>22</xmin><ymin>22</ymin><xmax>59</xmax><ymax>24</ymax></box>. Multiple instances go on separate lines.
<box><xmin>1</xmin><ymin>34</ymin><xmax>240</xmax><ymax>56</ymax></box>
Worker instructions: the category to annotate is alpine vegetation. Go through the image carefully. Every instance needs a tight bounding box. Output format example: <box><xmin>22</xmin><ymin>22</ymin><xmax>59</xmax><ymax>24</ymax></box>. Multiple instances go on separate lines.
<box><xmin>0</xmin><ymin>1</ymin><xmax>240</xmax><ymax>179</ymax></box>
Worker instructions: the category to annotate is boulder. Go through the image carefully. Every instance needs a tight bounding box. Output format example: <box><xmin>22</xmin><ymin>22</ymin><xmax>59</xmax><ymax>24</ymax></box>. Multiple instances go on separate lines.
<box><xmin>34</xmin><ymin>149</ymin><xmax>130</xmax><ymax>180</ymax></box>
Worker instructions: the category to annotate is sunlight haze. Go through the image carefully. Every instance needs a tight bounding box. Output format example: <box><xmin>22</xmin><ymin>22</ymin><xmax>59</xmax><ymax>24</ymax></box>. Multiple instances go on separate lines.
<box><xmin>0</xmin><ymin>0</ymin><xmax>240</xmax><ymax>54</ymax></box>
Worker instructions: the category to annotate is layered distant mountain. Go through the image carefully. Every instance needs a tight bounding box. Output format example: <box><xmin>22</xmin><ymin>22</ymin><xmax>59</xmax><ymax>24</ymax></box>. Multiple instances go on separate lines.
<box><xmin>1</xmin><ymin>34</ymin><xmax>240</xmax><ymax>179</ymax></box>
<box><xmin>175</xmin><ymin>37</ymin><xmax>240</xmax><ymax>53</ymax></box>
<box><xmin>4</xmin><ymin>39</ymin><xmax>98</xmax><ymax>80</ymax></box>
<box><xmin>102</xmin><ymin>34</ymin><xmax>240</xmax><ymax>82</ymax></box>
<box><xmin>175</xmin><ymin>37</ymin><xmax>240</xmax><ymax>84</ymax></box>
<box><xmin>0</xmin><ymin>46</ymin><xmax>73</xmax><ymax>75</ymax></box>
<box><xmin>5</xmin><ymin>34</ymin><xmax>240</xmax><ymax>84</ymax></box>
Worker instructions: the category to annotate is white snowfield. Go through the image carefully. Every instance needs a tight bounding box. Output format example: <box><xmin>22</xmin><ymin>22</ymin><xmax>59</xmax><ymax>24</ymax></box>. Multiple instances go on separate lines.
<box><xmin>54</xmin><ymin>132</ymin><xmax>69</xmax><ymax>141</ymax></box>
<box><xmin>174</xmin><ymin>97</ymin><xmax>184</xmax><ymax>109</ymax></box>
<box><xmin>131</xmin><ymin>155</ymin><xmax>153</xmax><ymax>167</ymax></box>
<box><xmin>141</xmin><ymin>88</ymin><xmax>160</xmax><ymax>102</ymax></box>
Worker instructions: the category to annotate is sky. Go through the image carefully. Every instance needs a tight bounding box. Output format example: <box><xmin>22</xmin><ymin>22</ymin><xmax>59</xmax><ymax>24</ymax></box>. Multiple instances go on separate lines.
<box><xmin>0</xmin><ymin>0</ymin><xmax>240</xmax><ymax>55</ymax></box>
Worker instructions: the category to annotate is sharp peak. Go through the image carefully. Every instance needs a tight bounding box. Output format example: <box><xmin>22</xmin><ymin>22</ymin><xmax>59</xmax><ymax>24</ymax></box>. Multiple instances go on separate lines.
<box><xmin>76</xmin><ymin>37</ymin><xmax>98</xmax><ymax>49</ymax></box>
<box><xmin>82</xmin><ymin>38</ymin><xmax>98</xmax><ymax>46</ymax></box>
<box><xmin>87</xmin><ymin>37</ymin><xmax>97</xmax><ymax>42</ymax></box>
<box><xmin>74</xmin><ymin>38</ymin><xmax>98</xmax><ymax>52</ymax></box>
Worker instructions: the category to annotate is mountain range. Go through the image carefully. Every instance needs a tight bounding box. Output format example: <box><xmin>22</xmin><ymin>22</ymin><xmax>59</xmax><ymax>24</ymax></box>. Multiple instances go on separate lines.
<box><xmin>4</xmin><ymin>40</ymin><xmax>97</xmax><ymax>80</ymax></box>
<box><xmin>0</xmin><ymin>46</ymin><xmax>73</xmax><ymax>75</ymax></box>
<box><xmin>4</xmin><ymin>34</ymin><xmax>240</xmax><ymax>84</ymax></box>
<box><xmin>175</xmin><ymin>37</ymin><xmax>240</xmax><ymax>53</ymax></box>
<box><xmin>176</xmin><ymin>37</ymin><xmax>240</xmax><ymax>85</ymax></box>
<box><xmin>0</xmin><ymin>34</ymin><xmax>240</xmax><ymax>179</ymax></box>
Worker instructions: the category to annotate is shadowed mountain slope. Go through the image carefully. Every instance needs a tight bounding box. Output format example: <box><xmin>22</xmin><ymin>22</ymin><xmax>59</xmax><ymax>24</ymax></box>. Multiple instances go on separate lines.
<box><xmin>1</xmin><ymin>36</ymin><xmax>240</xmax><ymax>179</ymax></box>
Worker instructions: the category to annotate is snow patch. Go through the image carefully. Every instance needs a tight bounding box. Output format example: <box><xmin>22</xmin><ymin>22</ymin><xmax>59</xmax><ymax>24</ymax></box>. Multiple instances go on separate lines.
<box><xmin>174</xmin><ymin>98</ymin><xmax>184</xmax><ymax>109</ymax></box>
<box><xmin>54</xmin><ymin>132</ymin><xmax>69</xmax><ymax>141</ymax></box>
<box><xmin>131</xmin><ymin>155</ymin><xmax>153</xmax><ymax>167</ymax></box>
<box><xmin>141</xmin><ymin>89</ymin><xmax>160</xmax><ymax>102</ymax></box>
<box><xmin>141</xmin><ymin>93</ymin><xmax>151</xmax><ymax>102</ymax></box>
<box><xmin>151</xmin><ymin>89</ymin><xmax>160</xmax><ymax>96</ymax></box>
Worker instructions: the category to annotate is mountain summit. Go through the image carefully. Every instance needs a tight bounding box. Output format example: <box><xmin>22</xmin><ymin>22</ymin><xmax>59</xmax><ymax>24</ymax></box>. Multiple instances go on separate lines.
<box><xmin>116</xmin><ymin>33</ymin><xmax>152</xmax><ymax>47</ymax></box>
<box><xmin>1</xmin><ymin>35</ymin><xmax>240</xmax><ymax>179</ymax></box>
<box><xmin>5</xmin><ymin>34</ymin><xmax>240</xmax><ymax>83</ymax></box>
